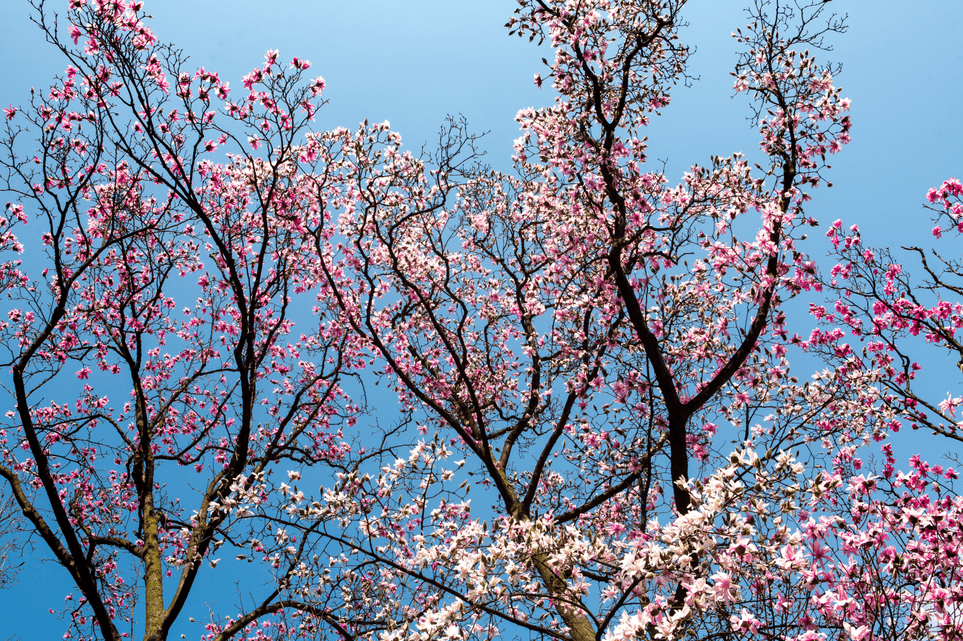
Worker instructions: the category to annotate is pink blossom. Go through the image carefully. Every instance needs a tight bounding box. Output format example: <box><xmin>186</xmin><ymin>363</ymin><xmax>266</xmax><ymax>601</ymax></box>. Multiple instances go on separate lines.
<box><xmin>730</xmin><ymin>608</ymin><xmax>762</xmax><ymax>634</ymax></box>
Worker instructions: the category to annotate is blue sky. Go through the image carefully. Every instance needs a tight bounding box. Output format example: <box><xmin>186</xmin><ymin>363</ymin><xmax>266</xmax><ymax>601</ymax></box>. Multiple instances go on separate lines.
<box><xmin>0</xmin><ymin>1</ymin><xmax>961</xmax><ymax>639</ymax></box>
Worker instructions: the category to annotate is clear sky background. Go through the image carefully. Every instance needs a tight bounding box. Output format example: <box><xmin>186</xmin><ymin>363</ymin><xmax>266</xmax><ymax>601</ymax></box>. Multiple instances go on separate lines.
<box><xmin>0</xmin><ymin>1</ymin><xmax>960</xmax><ymax>639</ymax></box>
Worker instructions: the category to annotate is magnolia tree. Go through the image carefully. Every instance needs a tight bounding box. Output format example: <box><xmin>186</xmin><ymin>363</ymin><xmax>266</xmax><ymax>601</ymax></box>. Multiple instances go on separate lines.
<box><xmin>0</xmin><ymin>0</ymin><xmax>957</xmax><ymax>640</ymax></box>
<box><xmin>0</xmin><ymin>1</ymin><xmax>363</xmax><ymax>639</ymax></box>
<box><xmin>798</xmin><ymin>178</ymin><xmax>963</xmax><ymax>641</ymax></box>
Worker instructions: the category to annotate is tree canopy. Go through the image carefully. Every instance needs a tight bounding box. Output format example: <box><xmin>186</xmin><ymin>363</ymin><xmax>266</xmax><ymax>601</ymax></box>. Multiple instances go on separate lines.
<box><xmin>0</xmin><ymin>1</ymin><xmax>961</xmax><ymax>640</ymax></box>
